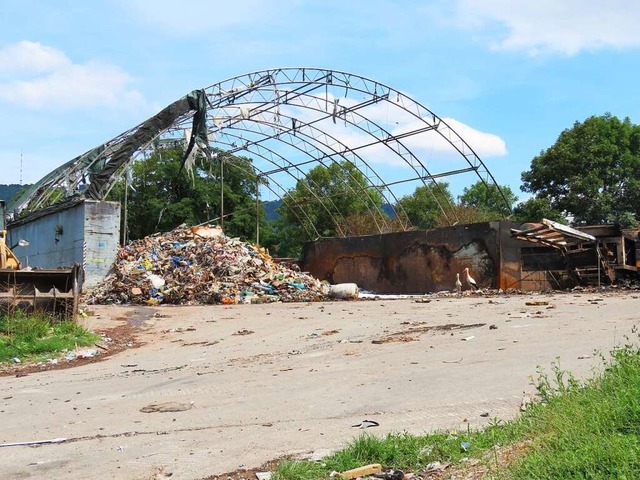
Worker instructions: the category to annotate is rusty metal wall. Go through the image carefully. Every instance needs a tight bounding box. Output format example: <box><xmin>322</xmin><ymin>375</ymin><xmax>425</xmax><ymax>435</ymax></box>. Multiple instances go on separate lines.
<box><xmin>302</xmin><ymin>221</ymin><xmax>526</xmax><ymax>294</ymax></box>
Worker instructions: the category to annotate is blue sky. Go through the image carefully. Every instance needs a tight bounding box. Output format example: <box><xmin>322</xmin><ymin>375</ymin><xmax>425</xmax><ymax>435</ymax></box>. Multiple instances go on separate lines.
<box><xmin>1</xmin><ymin>0</ymin><xmax>639</xmax><ymax>203</ymax></box>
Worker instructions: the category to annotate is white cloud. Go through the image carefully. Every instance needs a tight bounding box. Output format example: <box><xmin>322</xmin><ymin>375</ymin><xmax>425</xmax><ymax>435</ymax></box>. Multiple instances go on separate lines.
<box><xmin>226</xmin><ymin>91</ymin><xmax>507</xmax><ymax>178</ymax></box>
<box><xmin>0</xmin><ymin>41</ymin><xmax>146</xmax><ymax>110</ymax></box>
<box><xmin>0</xmin><ymin>40</ymin><xmax>70</xmax><ymax>75</ymax></box>
<box><xmin>451</xmin><ymin>0</ymin><xmax>640</xmax><ymax>55</ymax></box>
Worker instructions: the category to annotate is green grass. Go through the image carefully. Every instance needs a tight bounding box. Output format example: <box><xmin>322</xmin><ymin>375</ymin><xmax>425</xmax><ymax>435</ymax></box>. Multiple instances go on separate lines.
<box><xmin>274</xmin><ymin>460</ymin><xmax>326</xmax><ymax>480</ymax></box>
<box><xmin>0</xmin><ymin>313</ymin><xmax>100</xmax><ymax>363</ymax></box>
<box><xmin>509</xmin><ymin>343</ymin><xmax>640</xmax><ymax>479</ymax></box>
<box><xmin>273</xmin><ymin>332</ymin><xmax>640</xmax><ymax>479</ymax></box>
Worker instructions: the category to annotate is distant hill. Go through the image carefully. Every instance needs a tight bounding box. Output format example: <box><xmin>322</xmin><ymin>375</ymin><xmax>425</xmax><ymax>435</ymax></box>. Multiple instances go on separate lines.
<box><xmin>263</xmin><ymin>199</ymin><xmax>283</xmax><ymax>221</ymax></box>
<box><xmin>262</xmin><ymin>199</ymin><xmax>396</xmax><ymax>221</ymax></box>
<box><xmin>0</xmin><ymin>184</ymin><xmax>29</xmax><ymax>205</ymax></box>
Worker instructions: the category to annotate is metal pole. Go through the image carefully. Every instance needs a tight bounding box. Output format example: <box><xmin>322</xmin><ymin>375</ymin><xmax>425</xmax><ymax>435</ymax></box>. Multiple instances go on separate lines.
<box><xmin>220</xmin><ymin>158</ymin><xmax>224</xmax><ymax>231</ymax></box>
<box><xmin>255</xmin><ymin>175</ymin><xmax>260</xmax><ymax>245</ymax></box>
<box><xmin>123</xmin><ymin>171</ymin><xmax>129</xmax><ymax>244</ymax></box>
<box><xmin>597</xmin><ymin>240</ymin><xmax>601</xmax><ymax>288</ymax></box>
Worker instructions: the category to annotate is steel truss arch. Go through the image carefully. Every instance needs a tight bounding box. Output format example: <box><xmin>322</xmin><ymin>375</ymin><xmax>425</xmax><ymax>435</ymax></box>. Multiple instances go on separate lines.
<box><xmin>12</xmin><ymin>67</ymin><xmax>510</xmax><ymax>238</ymax></box>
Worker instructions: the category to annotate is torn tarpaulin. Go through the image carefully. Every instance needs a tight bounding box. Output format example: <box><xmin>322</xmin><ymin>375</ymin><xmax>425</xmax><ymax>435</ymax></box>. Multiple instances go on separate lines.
<box><xmin>86</xmin><ymin>225</ymin><xmax>329</xmax><ymax>305</ymax></box>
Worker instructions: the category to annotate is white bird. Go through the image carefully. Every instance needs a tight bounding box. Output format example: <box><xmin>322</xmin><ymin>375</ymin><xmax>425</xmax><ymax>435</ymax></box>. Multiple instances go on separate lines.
<box><xmin>454</xmin><ymin>273</ymin><xmax>462</xmax><ymax>295</ymax></box>
<box><xmin>463</xmin><ymin>267</ymin><xmax>478</xmax><ymax>290</ymax></box>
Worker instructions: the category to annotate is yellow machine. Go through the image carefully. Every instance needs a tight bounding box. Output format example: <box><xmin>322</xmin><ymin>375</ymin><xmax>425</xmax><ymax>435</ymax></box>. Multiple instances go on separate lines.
<box><xmin>0</xmin><ymin>229</ymin><xmax>21</xmax><ymax>269</ymax></box>
<box><xmin>0</xmin><ymin>200</ymin><xmax>82</xmax><ymax>319</ymax></box>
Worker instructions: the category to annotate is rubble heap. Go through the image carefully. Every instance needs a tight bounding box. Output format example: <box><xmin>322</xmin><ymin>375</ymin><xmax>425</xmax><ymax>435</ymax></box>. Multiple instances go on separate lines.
<box><xmin>86</xmin><ymin>225</ymin><xmax>328</xmax><ymax>305</ymax></box>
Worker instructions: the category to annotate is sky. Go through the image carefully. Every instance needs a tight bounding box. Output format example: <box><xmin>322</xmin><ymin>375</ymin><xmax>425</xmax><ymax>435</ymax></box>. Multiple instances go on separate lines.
<box><xmin>1</xmin><ymin>0</ymin><xmax>640</xmax><ymax>203</ymax></box>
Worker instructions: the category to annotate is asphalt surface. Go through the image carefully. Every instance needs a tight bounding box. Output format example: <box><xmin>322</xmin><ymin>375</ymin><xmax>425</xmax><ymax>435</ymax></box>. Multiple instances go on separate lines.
<box><xmin>1</xmin><ymin>292</ymin><xmax>638</xmax><ymax>479</ymax></box>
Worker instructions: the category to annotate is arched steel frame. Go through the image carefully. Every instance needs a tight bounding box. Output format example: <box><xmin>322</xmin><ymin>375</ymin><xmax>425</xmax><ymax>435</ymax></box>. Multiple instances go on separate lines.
<box><xmin>12</xmin><ymin>68</ymin><xmax>511</xmax><ymax>237</ymax></box>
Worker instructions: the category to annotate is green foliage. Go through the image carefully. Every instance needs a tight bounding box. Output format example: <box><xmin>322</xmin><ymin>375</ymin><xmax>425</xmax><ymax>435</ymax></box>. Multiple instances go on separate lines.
<box><xmin>512</xmin><ymin>197</ymin><xmax>567</xmax><ymax>224</ymax></box>
<box><xmin>274</xmin><ymin>161</ymin><xmax>384</xmax><ymax>257</ymax></box>
<box><xmin>109</xmin><ymin>147</ymin><xmax>265</xmax><ymax>241</ymax></box>
<box><xmin>274</xmin><ymin>460</ymin><xmax>326</xmax><ymax>480</ymax></box>
<box><xmin>395</xmin><ymin>182</ymin><xmax>454</xmax><ymax>229</ymax></box>
<box><xmin>510</xmin><ymin>340</ymin><xmax>640</xmax><ymax>479</ymax></box>
<box><xmin>0</xmin><ymin>313</ymin><xmax>100</xmax><ymax>362</ymax></box>
<box><xmin>459</xmin><ymin>181</ymin><xmax>517</xmax><ymax>218</ymax></box>
<box><xmin>521</xmin><ymin>113</ymin><xmax>640</xmax><ymax>225</ymax></box>
<box><xmin>0</xmin><ymin>184</ymin><xmax>30</xmax><ymax>205</ymax></box>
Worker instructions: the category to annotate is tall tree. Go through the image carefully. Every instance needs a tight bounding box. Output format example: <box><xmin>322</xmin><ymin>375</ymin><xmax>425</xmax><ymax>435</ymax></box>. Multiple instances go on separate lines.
<box><xmin>521</xmin><ymin>114</ymin><xmax>640</xmax><ymax>226</ymax></box>
<box><xmin>109</xmin><ymin>147</ymin><xmax>265</xmax><ymax>240</ymax></box>
<box><xmin>395</xmin><ymin>182</ymin><xmax>454</xmax><ymax>229</ymax></box>
<box><xmin>512</xmin><ymin>197</ymin><xmax>567</xmax><ymax>225</ymax></box>
<box><xmin>459</xmin><ymin>181</ymin><xmax>517</xmax><ymax>218</ymax></box>
<box><xmin>273</xmin><ymin>161</ymin><xmax>385</xmax><ymax>257</ymax></box>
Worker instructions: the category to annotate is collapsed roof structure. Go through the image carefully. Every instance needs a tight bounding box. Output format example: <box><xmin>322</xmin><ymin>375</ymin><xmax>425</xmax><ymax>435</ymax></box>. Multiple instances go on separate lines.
<box><xmin>11</xmin><ymin>68</ymin><xmax>511</xmax><ymax>236</ymax></box>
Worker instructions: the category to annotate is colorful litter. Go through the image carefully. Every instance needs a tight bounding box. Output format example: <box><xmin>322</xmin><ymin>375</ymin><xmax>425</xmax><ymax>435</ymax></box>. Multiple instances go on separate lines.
<box><xmin>86</xmin><ymin>225</ymin><xmax>329</xmax><ymax>305</ymax></box>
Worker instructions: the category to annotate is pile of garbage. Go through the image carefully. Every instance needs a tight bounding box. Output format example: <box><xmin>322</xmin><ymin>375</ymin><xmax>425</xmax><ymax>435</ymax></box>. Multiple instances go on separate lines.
<box><xmin>86</xmin><ymin>225</ymin><xmax>328</xmax><ymax>305</ymax></box>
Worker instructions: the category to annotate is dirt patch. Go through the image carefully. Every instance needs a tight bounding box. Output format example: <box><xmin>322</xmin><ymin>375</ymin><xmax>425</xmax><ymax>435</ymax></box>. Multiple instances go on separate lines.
<box><xmin>372</xmin><ymin>322</ymin><xmax>486</xmax><ymax>344</ymax></box>
<box><xmin>201</xmin><ymin>458</ymin><xmax>283</xmax><ymax>480</ymax></box>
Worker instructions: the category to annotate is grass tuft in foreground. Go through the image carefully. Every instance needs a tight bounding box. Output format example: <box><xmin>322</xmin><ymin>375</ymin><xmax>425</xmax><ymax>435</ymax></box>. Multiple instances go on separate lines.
<box><xmin>511</xmin><ymin>340</ymin><xmax>640</xmax><ymax>479</ymax></box>
<box><xmin>274</xmin><ymin>460</ymin><xmax>327</xmax><ymax>480</ymax></box>
<box><xmin>273</xmin><ymin>332</ymin><xmax>640</xmax><ymax>479</ymax></box>
<box><xmin>0</xmin><ymin>312</ymin><xmax>99</xmax><ymax>363</ymax></box>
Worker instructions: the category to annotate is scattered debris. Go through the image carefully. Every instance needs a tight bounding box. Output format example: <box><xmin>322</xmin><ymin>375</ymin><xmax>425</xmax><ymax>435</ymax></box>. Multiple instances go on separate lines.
<box><xmin>373</xmin><ymin>469</ymin><xmax>404</xmax><ymax>480</ymax></box>
<box><xmin>372</xmin><ymin>335</ymin><xmax>417</xmax><ymax>344</ymax></box>
<box><xmin>87</xmin><ymin>225</ymin><xmax>329</xmax><ymax>306</ymax></box>
<box><xmin>322</xmin><ymin>329</ymin><xmax>340</xmax><ymax>336</ymax></box>
<box><xmin>328</xmin><ymin>283</ymin><xmax>359</xmax><ymax>300</ymax></box>
<box><xmin>415</xmin><ymin>297</ymin><xmax>432</xmax><ymax>303</ymax></box>
<box><xmin>233</xmin><ymin>329</ymin><xmax>254</xmax><ymax>336</ymax></box>
<box><xmin>520</xmin><ymin>392</ymin><xmax>535</xmax><ymax>412</ymax></box>
<box><xmin>578</xmin><ymin>354</ymin><xmax>591</xmax><ymax>360</ymax></box>
<box><xmin>255</xmin><ymin>472</ymin><xmax>272</xmax><ymax>480</ymax></box>
<box><xmin>351</xmin><ymin>420</ymin><xmax>379</xmax><ymax>429</ymax></box>
<box><xmin>0</xmin><ymin>437</ymin><xmax>67</xmax><ymax>448</ymax></box>
<box><xmin>480</xmin><ymin>411</ymin><xmax>490</xmax><ymax>417</ymax></box>
<box><xmin>525</xmin><ymin>301</ymin><xmax>549</xmax><ymax>306</ymax></box>
<box><xmin>140</xmin><ymin>401</ymin><xmax>194</xmax><ymax>413</ymax></box>
<box><xmin>424</xmin><ymin>461</ymin><xmax>449</xmax><ymax>473</ymax></box>
<box><xmin>489</xmin><ymin>324</ymin><xmax>498</xmax><ymax>330</ymax></box>
<box><xmin>338</xmin><ymin>464</ymin><xmax>382</xmax><ymax>479</ymax></box>
<box><xmin>372</xmin><ymin>323</ymin><xmax>485</xmax><ymax>344</ymax></box>
<box><xmin>462</xmin><ymin>336</ymin><xmax>475</xmax><ymax>341</ymax></box>
<box><xmin>442</xmin><ymin>357</ymin><xmax>463</xmax><ymax>364</ymax></box>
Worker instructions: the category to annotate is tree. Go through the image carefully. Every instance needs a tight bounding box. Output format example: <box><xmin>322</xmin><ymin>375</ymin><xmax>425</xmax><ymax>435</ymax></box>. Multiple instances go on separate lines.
<box><xmin>512</xmin><ymin>197</ymin><xmax>567</xmax><ymax>225</ymax></box>
<box><xmin>521</xmin><ymin>114</ymin><xmax>640</xmax><ymax>226</ymax></box>
<box><xmin>459</xmin><ymin>181</ymin><xmax>517</xmax><ymax>218</ymax></box>
<box><xmin>109</xmin><ymin>147</ymin><xmax>265</xmax><ymax>241</ymax></box>
<box><xmin>395</xmin><ymin>182</ymin><xmax>454</xmax><ymax>229</ymax></box>
<box><xmin>273</xmin><ymin>161</ymin><xmax>385</xmax><ymax>257</ymax></box>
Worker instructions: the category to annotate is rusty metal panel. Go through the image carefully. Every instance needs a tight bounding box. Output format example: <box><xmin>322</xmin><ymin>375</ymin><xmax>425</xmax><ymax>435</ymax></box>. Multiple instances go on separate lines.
<box><xmin>497</xmin><ymin>221</ymin><xmax>528</xmax><ymax>290</ymax></box>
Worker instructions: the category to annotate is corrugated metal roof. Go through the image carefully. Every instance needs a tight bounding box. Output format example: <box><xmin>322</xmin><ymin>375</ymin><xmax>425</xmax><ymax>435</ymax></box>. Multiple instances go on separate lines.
<box><xmin>511</xmin><ymin>218</ymin><xmax>596</xmax><ymax>249</ymax></box>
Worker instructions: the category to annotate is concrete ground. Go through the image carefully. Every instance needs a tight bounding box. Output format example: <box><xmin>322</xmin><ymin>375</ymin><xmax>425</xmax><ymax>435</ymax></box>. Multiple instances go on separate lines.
<box><xmin>1</xmin><ymin>291</ymin><xmax>638</xmax><ymax>480</ymax></box>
